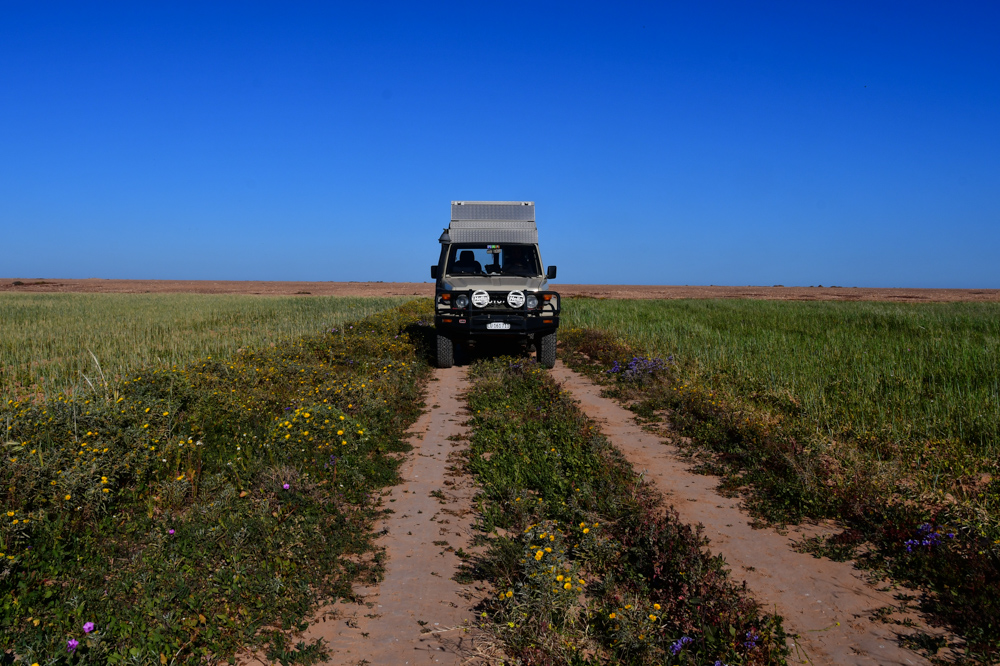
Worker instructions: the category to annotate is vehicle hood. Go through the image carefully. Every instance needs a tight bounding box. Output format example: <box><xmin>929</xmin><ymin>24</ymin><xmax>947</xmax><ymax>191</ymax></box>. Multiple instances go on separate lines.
<box><xmin>442</xmin><ymin>275</ymin><xmax>549</xmax><ymax>291</ymax></box>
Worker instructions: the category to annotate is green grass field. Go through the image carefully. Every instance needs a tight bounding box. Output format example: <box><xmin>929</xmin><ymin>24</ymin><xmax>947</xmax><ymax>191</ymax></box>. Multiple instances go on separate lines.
<box><xmin>559</xmin><ymin>297</ymin><xmax>1000</xmax><ymax>658</ymax></box>
<box><xmin>563</xmin><ymin>298</ymin><xmax>1000</xmax><ymax>454</ymax></box>
<box><xmin>5</xmin><ymin>293</ymin><xmax>998</xmax><ymax>659</ymax></box>
<box><xmin>0</xmin><ymin>293</ymin><xmax>412</xmax><ymax>402</ymax></box>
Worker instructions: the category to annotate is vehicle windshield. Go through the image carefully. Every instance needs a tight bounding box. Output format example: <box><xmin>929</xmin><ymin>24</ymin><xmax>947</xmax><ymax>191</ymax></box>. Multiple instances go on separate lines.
<box><xmin>445</xmin><ymin>244</ymin><xmax>541</xmax><ymax>277</ymax></box>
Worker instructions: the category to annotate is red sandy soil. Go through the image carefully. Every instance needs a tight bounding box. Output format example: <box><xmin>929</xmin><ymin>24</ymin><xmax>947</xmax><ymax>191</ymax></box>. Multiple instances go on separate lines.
<box><xmin>2</xmin><ymin>278</ymin><xmax>998</xmax><ymax>302</ymax></box>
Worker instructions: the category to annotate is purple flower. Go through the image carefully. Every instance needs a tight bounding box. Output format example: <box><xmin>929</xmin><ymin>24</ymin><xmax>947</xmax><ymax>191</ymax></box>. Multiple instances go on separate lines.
<box><xmin>607</xmin><ymin>356</ymin><xmax>668</xmax><ymax>383</ymax></box>
<box><xmin>83</xmin><ymin>621</ymin><xmax>95</xmax><ymax>633</ymax></box>
<box><xmin>905</xmin><ymin>524</ymin><xmax>950</xmax><ymax>552</ymax></box>
<box><xmin>67</xmin><ymin>638</ymin><xmax>79</xmax><ymax>652</ymax></box>
<box><xmin>168</xmin><ymin>529</ymin><xmax>175</xmax><ymax>535</ymax></box>
<box><xmin>669</xmin><ymin>636</ymin><xmax>693</xmax><ymax>655</ymax></box>
<box><xmin>283</xmin><ymin>483</ymin><xmax>290</xmax><ymax>490</ymax></box>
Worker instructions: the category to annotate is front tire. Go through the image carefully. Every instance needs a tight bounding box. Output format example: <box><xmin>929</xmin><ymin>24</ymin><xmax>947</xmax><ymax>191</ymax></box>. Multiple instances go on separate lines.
<box><xmin>537</xmin><ymin>331</ymin><xmax>557</xmax><ymax>368</ymax></box>
<box><xmin>436</xmin><ymin>333</ymin><xmax>454</xmax><ymax>368</ymax></box>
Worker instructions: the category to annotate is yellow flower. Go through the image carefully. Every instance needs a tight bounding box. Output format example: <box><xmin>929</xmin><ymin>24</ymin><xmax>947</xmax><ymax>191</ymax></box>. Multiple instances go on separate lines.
<box><xmin>11</xmin><ymin>520</ymin><xmax>18</xmax><ymax>525</ymax></box>
<box><xmin>5</xmin><ymin>511</ymin><xmax>11</xmax><ymax>517</ymax></box>
<box><xmin>563</xmin><ymin>582</ymin><xmax>572</xmax><ymax>590</ymax></box>
<box><xmin>337</xmin><ymin>430</ymin><xmax>344</xmax><ymax>435</ymax></box>
<box><xmin>544</xmin><ymin>547</ymin><xmax>552</xmax><ymax>553</ymax></box>
<box><xmin>609</xmin><ymin>612</ymin><xmax>616</xmax><ymax>619</ymax></box>
<box><xmin>583</xmin><ymin>528</ymin><xmax>590</xmax><ymax>534</ymax></box>
<box><xmin>649</xmin><ymin>614</ymin><xmax>657</xmax><ymax>621</ymax></box>
<box><xmin>625</xmin><ymin>604</ymin><xmax>632</xmax><ymax>610</ymax></box>
<box><xmin>556</xmin><ymin>575</ymin><xmax>564</xmax><ymax>582</ymax></box>
<box><xmin>653</xmin><ymin>603</ymin><xmax>660</xmax><ymax>610</ymax></box>
<box><xmin>64</xmin><ymin>495</ymin><xmax>71</xmax><ymax>501</ymax></box>
<box><xmin>101</xmin><ymin>477</ymin><xmax>108</xmax><ymax>483</ymax></box>
<box><xmin>534</xmin><ymin>550</ymin><xmax>544</xmax><ymax>561</ymax></box>
<box><xmin>163</xmin><ymin>411</ymin><xmax>169</xmax><ymax>416</ymax></box>
<box><xmin>505</xmin><ymin>590</ymin><xmax>513</xmax><ymax>598</ymax></box>
<box><xmin>102</xmin><ymin>489</ymin><xmax>110</xmax><ymax>493</ymax></box>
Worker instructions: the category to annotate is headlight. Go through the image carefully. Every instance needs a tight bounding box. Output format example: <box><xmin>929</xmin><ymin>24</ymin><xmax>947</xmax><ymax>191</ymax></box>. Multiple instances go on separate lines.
<box><xmin>454</xmin><ymin>295</ymin><xmax>469</xmax><ymax>309</ymax></box>
<box><xmin>507</xmin><ymin>290</ymin><xmax>525</xmax><ymax>308</ymax></box>
<box><xmin>525</xmin><ymin>294</ymin><xmax>538</xmax><ymax>309</ymax></box>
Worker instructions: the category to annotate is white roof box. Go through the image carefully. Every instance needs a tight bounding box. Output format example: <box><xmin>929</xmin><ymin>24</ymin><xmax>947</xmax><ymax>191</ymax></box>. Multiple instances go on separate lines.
<box><xmin>449</xmin><ymin>201</ymin><xmax>537</xmax><ymax>243</ymax></box>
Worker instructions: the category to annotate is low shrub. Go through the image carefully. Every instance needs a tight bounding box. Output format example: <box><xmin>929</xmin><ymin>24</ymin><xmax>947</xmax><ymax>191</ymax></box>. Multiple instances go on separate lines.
<box><xmin>464</xmin><ymin>358</ymin><xmax>786</xmax><ymax>665</ymax></box>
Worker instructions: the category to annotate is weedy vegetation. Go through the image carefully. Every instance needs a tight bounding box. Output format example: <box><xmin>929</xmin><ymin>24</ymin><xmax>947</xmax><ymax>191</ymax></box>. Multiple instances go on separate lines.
<box><xmin>463</xmin><ymin>357</ymin><xmax>787</xmax><ymax>665</ymax></box>
<box><xmin>560</xmin><ymin>298</ymin><xmax>1000</xmax><ymax>661</ymax></box>
<box><xmin>0</xmin><ymin>293</ymin><xmax>411</xmax><ymax>403</ymax></box>
<box><xmin>1</xmin><ymin>299</ymin><xmax>436</xmax><ymax>665</ymax></box>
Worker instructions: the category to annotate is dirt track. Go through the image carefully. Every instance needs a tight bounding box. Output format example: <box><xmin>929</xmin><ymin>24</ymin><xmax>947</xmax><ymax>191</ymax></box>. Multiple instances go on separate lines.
<box><xmin>2</xmin><ymin>278</ymin><xmax>998</xmax><ymax>302</ymax></box>
<box><xmin>313</xmin><ymin>364</ymin><xmax>940</xmax><ymax>666</ymax></box>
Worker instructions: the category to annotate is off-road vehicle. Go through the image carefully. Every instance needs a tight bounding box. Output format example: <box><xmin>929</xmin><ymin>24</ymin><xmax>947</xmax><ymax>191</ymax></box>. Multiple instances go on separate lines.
<box><xmin>431</xmin><ymin>201</ymin><xmax>559</xmax><ymax>368</ymax></box>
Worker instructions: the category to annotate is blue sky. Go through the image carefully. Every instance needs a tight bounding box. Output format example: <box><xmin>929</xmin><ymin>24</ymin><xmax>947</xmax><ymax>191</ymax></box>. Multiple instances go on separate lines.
<box><xmin>1</xmin><ymin>2</ymin><xmax>998</xmax><ymax>287</ymax></box>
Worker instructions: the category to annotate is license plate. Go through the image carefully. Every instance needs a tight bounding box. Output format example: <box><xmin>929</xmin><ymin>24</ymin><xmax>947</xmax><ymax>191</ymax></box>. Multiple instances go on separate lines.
<box><xmin>486</xmin><ymin>321</ymin><xmax>511</xmax><ymax>330</ymax></box>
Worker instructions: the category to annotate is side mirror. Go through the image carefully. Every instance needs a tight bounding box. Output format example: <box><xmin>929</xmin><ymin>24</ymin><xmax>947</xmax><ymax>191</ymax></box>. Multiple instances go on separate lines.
<box><xmin>431</xmin><ymin>266</ymin><xmax>439</xmax><ymax>279</ymax></box>
<box><xmin>546</xmin><ymin>265</ymin><xmax>557</xmax><ymax>280</ymax></box>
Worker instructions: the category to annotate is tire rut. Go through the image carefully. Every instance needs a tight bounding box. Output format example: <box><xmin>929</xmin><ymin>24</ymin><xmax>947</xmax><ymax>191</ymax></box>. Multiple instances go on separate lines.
<box><xmin>551</xmin><ymin>361</ymin><xmax>936</xmax><ymax>666</ymax></box>
<box><xmin>301</xmin><ymin>367</ymin><xmax>486</xmax><ymax>665</ymax></box>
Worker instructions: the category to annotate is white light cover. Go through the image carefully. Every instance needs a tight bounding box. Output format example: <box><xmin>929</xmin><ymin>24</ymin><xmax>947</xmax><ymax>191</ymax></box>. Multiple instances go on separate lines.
<box><xmin>472</xmin><ymin>290</ymin><xmax>490</xmax><ymax>308</ymax></box>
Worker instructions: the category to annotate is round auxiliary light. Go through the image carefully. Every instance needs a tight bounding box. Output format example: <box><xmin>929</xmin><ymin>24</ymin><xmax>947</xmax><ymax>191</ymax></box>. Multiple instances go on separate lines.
<box><xmin>507</xmin><ymin>290</ymin><xmax>526</xmax><ymax>308</ymax></box>
<box><xmin>454</xmin><ymin>294</ymin><xmax>469</xmax><ymax>309</ymax></box>
<box><xmin>525</xmin><ymin>294</ymin><xmax>538</xmax><ymax>309</ymax></box>
<box><xmin>471</xmin><ymin>290</ymin><xmax>490</xmax><ymax>308</ymax></box>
